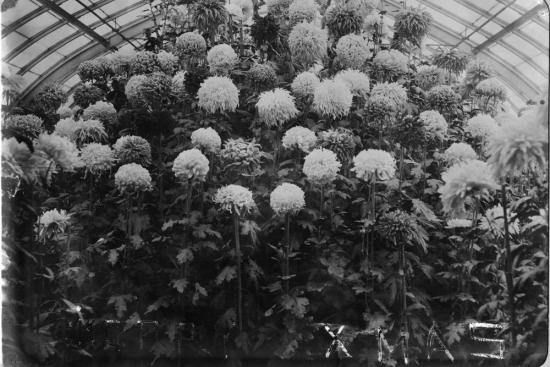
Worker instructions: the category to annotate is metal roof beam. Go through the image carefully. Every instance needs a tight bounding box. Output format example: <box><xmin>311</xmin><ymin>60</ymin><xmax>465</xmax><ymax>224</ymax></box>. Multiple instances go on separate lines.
<box><xmin>2</xmin><ymin>0</ymin><xmax>69</xmax><ymax>36</ymax></box>
<box><xmin>473</xmin><ymin>3</ymin><xmax>547</xmax><ymax>53</ymax></box>
<box><xmin>34</xmin><ymin>0</ymin><xmax>112</xmax><ymax>50</ymax></box>
<box><xmin>494</xmin><ymin>0</ymin><xmax>549</xmax><ymax>30</ymax></box>
<box><xmin>17</xmin><ymin>2</ymin><xmax>147</xmax><ymax>75</ymax></box>
<box><xmin>4</xmin><ymin>0</ymin><xmax>116</xmax><ymax>62</ymax></box>
<box><xmin>19</xmin><ymin>17</ymin><xmax>155</xmax><ymax>102</ymax></box>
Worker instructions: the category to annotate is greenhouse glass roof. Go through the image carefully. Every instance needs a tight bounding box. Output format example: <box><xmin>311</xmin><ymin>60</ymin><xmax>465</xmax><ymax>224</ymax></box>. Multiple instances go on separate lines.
<box><xmin>1</xmin><ymin>0</ymin><xmax>549</xmax><ymax>110</ymax></box>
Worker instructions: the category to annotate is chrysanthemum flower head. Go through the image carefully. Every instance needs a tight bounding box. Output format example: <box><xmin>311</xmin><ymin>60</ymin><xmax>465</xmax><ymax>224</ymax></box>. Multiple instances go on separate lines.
<box><xmin>313</xmin><ymin>79</ymin><xmax>353</xmax><ymax>119</ymax></box>
<box><xmin>175</xmin><ymin>32</ymin><xmax>207</xmax><ymax>59</ymax></box>
<box><xmin>115</xmin><ymin>163</ymin><xmax>153</xmax><ymax>193</ymax></box>
<box><xmin>377</xmin><ymin>209</ymin><xmax>420</xmax><ymax>242</ymax></box>
<box><xmin>172</xmin><ymin>148</ymin><xmax>210</xmax><ymax>182</ymax></box>
<box><xmin>34</xmin><ymin>133</ymin><xmax>82</xmax><ymax>172</ymax></box>
<box><xmin>73</xmin><ymin>84</ymin><xmax>104</xmax><ymax>109</ymax></box>
<box><xmin>334</xmin><ymin>34</ymin><xmax>370</xmax><ymax>69</ymax></box>
<box><xmin>416</xmin><ymin>65</ymin><xmax>445</xmax><ymax>91</ymax></box>
<box><xmin>465</xmin><ymin>114</ymin><xmax>499</xmax><ymax>140</ymax></box>
<box><xmin>73</xmin><ymin>119</ymin><xmax>108</xmax><ymax>146</ymax></box>
<box><xmin>270</xmin><ymin>183</ymin><xmax>306</xmax><ymax>215</ymax></box>
<box><xmin>334</xmin><ymin>69</ymin><xmax>370</xmax><ymax>100</ymax></box>
<box><xmin>197</xmin><ymin>76</ymin><xmax>239</xmax><ymax>114</ymax></box>
<box><xmin>474</xmin><ymin>77</ymin><xmax>506</xmax><ymax>101</ymax></box>
<box><xmin>282</xmin><ymin>126</ymin><xmax>317</xmax><ymax>152</ymax></box>
<box><xmin>248</xmin><ymin>63</ymin><xmax>277</xmax><ymax>89</ymax></box>
<box><xmin>479</xmin><ymin>204</ymin><xmax>519</xmax><ymax>238</ymax></box>
<box><xmin>352</xmin><ymin>149</ymin><xmax>396</xmax><ymax>181</ymax></box>
<box><xmin>220</xmin><ymin>138</ymin><xmax>264</xmax><ymax>171</ymax></box>
<box><xmin>57</xmin><ymin>106</ymin><xmax>73</xmax><ymax>119</ymax></box>
<box><xmin>171</xmin><ymin>71</ymin><xmax>187</xmax><ymax>99</ymax></box>
<box><xmin>256</xmin><ymin>88</ymin><xmax>299</xmax><ymax>127</ymax></box>
<box><xmin>80</xmin><ymin>143</ymin><xmax>115</xmax><ymax>175</ymax></box>
<box><xmin>370</xmin><ymin>82</ymin><xmax>407</xmax><ymax>112</ymax></box>
<box><xmin>438</xmin><ymin>160</ymin><xmax>498</xmax><ymax>216</ymax></box>
<box><xmin>442</xmin><ymin>143</ymin><xmax>477</xmax><ymax>165</ymax></box>
<box><xmin>325</xmin><ymin>2</ymin><xmax>363</xmax><ymax>39</ymax></box>
<box><xmin>463</xmin><ymin>59</ymin><xmax>493</xmax><ymax>88</ymax></box>
<box><xmin>207</xmin><ymin>44</ymin><xmax>238</xmax><ymax>75</ymax></box>
<box><xmin>129</xmin><ymin>51</ymin><xmax>160</xmax><ymax>75</ymax></box>
<box><xmin>191</xmin><ymin>127</ymin><xmax>222</xmax><ymax>153</ymax></box>
<box><xmin>106</xmin><ymin>49</ymin><xmax>136</xmax><ymax>76</ymax></box>
<box><xmin>113</xmin><ymin>135</ymin><xmax>152</xmax><ymax>166</ymax></box>
<box><xmin>157</xmin><ymin>50</ymin><xmax>179</xmax><ymax>75</ymax></box>
<box><xmin>82</xmin><ymin>101</ymin><xmax>117</xmax><ymax>125</ymax></box>
<box><xmin>419</xmin><ymin>110</ymin><xmax>447</xmax><ymax>140</ymax></box>
<box><xmin>372</xmin><ymin>49</ymin><xmax>408</xmax><ymax>78</ymax></box>
<box><xmin>4</xmin><ymin>114</ymin><xmax>44</xmax><ymax>139</ymax></box>
<box><xmin>214</xmin><ymin>184</ymin><xmax>256</xmax><ymax>215</ymax></box>
<box><xmin>291</xmin><ymin>72</ymin><xmax>320</xmax><ymax>98</ymax></box>
<box><xmin>231</xmin><ymin>0</ymin><xmax>253</xmax><ymax>20</ymax></box>
<box><xmin>446</xmin><ymin>218</ymin><xmax>473</xmax><ymax>229</ymax></box>
<box><xmin>289</xmin><ymin>0</ymin><xmax>319</xmax><ymax>25</ymax></box>
<box><xmin>303</xmin><ymin>148</ymin><xmax>341</xmax><ymax>186</ymax></box>
<box><xmin>288</xmin><ymin>21</ymin><xmax>328</xmax><ymax>68</ymax></box>
<box><xmin>38</xmin><ymin>209</ymin><xmax>71</xmax><ymax>239</ymax></box>
<box><xmin>53</xmin><ymin>118</ymin><xmax>77</xmax><ymax>140</ymax></box>
<box><xmin>426</xmin><ymin>85</ymin><xmax>459</xmax><ymax>112</ymax></box>
<box><xmin>317</xmin><ymin>128</ymin><xmax>356</xmax><ymax>163</ymax></box>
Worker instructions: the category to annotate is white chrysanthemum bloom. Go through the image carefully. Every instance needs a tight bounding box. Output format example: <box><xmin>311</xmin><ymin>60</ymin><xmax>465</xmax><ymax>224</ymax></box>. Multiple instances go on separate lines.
<box><xmin>334</xmin><ymin>69</ymin><xmax>370</xmax><ymax>100</ymax></box>
<box><xmin>303</xmin><ymin>148</ymin><xmax>341</xmax><ymax>185</ymax></box>
<box><xmin>232</xmin><ymin>0</ymin><xmax>254</xmax><ymax>20</ymax></box>
<box><xmin>80</xmin><ymin>143</ymin><xmax>116</xmax><ymax>175</ymax></box>
<box><xmin>34</xmin><ymin>133</ymin><xmax>82</xmax><ymax>172</ymax></box>
<box><xmin>373</xmin><ymin>49</ymin><xmax>408</xmax><ymax>76</ymax></box>
<box><xmin>82</xmin><ymin>101</ymin><xmax>117</xmax><ymax>125</ymax></box>
<box><xmin>335</xmin><ymin>34</ymin><xmax>371</xmax><ymax>69</ymax></box>
<box><xmin>465</xmin><ymin>114</ymin><xmax>499</xmax><ymax>140</ymax></box>
<box><xmin>288</xmin><ymin>21</ymin><xmax>328</xmax><ymax>68</ymax></box>
<box><xmin>207</xmin><ymin>44</ymin><xmax>238</xmax><ymax>74</ymax></box>
<box><xmin>291</xmin><ymin>72</ymin><xmax>320</xmax><ymax>98</ymax></box>
<box><xmin>363</xmin><ymin>11</ymin><xmax>380</xmax><ymax>33</ymax></box>
<box><xmin>157</xmin><ymin>50</ymin><xmax>179</xmax><ymax>75</ymax></box>
<box><xmin>171</xmin><ymin>71</ymin><xmax>187</xmax><ymax>99</ymax></box>
<box><xmin>256</xmin><ymin>88</ymin><xmax>299</xmax><ymax>127</ymax></box>
<box><xmin>214</xmin><ymin>184</ymin><xmax>256</xmax><ymax>215</ymax></box>
<box><xmin>446</xmin><ymin>218</ymin><xmax>472</xmax><ymax>229</ymax></box>
<box><xmin>443</xmin><ymin>143</ymin><xmax>477</xmax><ymax>165</ymax></box>
<box><xmin>4</xmin><ymin>114</ymin><xmax>44</xmax><ymax>139</ymax></box>
<box><xmin>270</xmin><ymin>183</ymin><xmax>306</xmax><ymax>215</ymax></box>
<box><xmin>479</xmin><ymin>204</ymin><xmax>519</xmax><ymax>237</ymax></box>
<box><xmin>106</xmin><ymin>49</ymin><xmax>137</xmax><ymax>75</ymax></box>
<box><xmin>313</xmin><ymin>79</ymin><xmax>353</xmax><ymax>119</ymax></box>
<box><xmin>114</xmin><ymin>135</ymin><xmax>152</xmax><ymax>166</ymax></box>
<box><xmin>38</xmin><ymin>209</ymin><xmax>71</xmax><ymax>237</ymax></box>
<box><xmin>125</xmin><ymin>75</ymin><xmax>148</xmax><ymax>104</ymax></box>
<box><xmin>197</xmin><ymin>76</ymin><xmax>239</xmax><ymax>114</ymax></box>
<box><xmin>73</xmin><ymin>119</ymin><xmax>108</xmax><ymax>145</ymax></box>
<box><xmin>438</xmin><ymin>160</ymin><xmax>498</xmax><ymax>216</ymax></box>
<box><xmin>282</xmin><ymin>126</ymin><xmax>317</xmax><ymax>152</ymax></box>
<box><xmin>226</xmin><ymin>3</ymin><xmax>244</xmax><ymax>20</ymax></box>
<box><xmin>419</xmin><ymin>110</ymin><xmax>448</xmax><ymax>140</ymax></box>
<box><xmin>416</xmin><ymin>65</ymin><xmax>444</xmax><ymax>91</ymax></box>
<box><xmin>175</xmin><ymin>32</ymin><xmax>207</xmax><ymax>59</ymax></box>
<box><xmin>474</xmin><ymin>77</ymin><xmax>507</xmax><ymax>101</ymax></box>
<box><xmin>352</xmin><ymin>149</ymin><xmax>396</xmax><ymax>181</ymax></box>
<box><xmin>53</xmin><ymin>118</ymin><xmax>78</xmax><ymax>140</ymax></box>
<box><xmin>172</xmin><ymin>148</ymin><xmax>210</xmax><ymax>182</ymax></box>
<box><xmin>289</xmin><ymin>0</ymin><xmax>319</xmax><ymax>25</ymax></box>
<box><xmin>370</xmin><ymin>82</ymin><xmax>408</xmax><ymax>111</ymax></box>
<box><xmin>191</xmin><ymin>127</ymin><xmax>222</xmax><ymax>153</ymax></box>
<box><xmin>57</xmin><ymin>106</ymin><xmax>73</xmax><ymax>119</ymax></box>
<box><xmin>115</xmin><ymin>163</ymin><xmax>153</xmax><ymax>193</ymax></box>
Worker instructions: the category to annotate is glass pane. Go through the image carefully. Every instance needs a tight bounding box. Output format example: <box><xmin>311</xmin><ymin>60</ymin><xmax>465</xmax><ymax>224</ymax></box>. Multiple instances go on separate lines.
<box><xmin>516</xmin><ymin>63</ymin><xmax>546</xmax><ymax>86</ymax></box>
<box><xmin>55</xmin><ymin>35</ymin><xmax>92</xmax><ymax>56</ymax></box>
<box><xmin>488</xmin><ymin>44</ymin><xmax>526</xmax><ymax>67</ymax></box>
<box><xmin>34</xmin><ymin>25</ymin><xmax>78</xmax><ymax>52</ymax></box>
<box><xmin>1</xmin><ymin>0</ymin><xmax>38</xmax><ymax>27</ymax></box>
<box><xmin>16</xmin><ymin>12</ymin><xmax>60</xmax><ymax>38</ymax></box>
<box><xmin>2</xmin><ymin>32</ymin><xmax>27</xmax><ymax>54</ymax></box>
<box><xmin>31</xmin><ymin>53</ymin><xmax>65</xmax><ymax>75</ymax></box>
<box><xmin>9</xmin><ymin>43</ymin><xmax>46</xmax><ymax>67</ymax></box>
<box><xmin>60</xmin><ymin>0</ymin><xmax>84</xmax><ymax>14</ymax></box>
<box><xmin>495</xmin><ymin>8</ymin><xmax>521</xmax><ymax>24</ymax></box>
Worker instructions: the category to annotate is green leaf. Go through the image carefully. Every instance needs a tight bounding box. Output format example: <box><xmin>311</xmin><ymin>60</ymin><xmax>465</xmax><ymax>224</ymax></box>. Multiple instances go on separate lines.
<box><xmin>193</xmin><ymin>282</ymin><xmax>208</xmax><ymax>304</ymax></box>
<box><xmin>444</xmin><ymin>322</ymin><xmax>465</xmax><ymax>346</ymax></box>
<box><xmin>145</xmin><ymin>296</ymin><xmax>170</xmax><ymax>315</ymax></box>
<box><xmin>150</xmin><ymin>339</ymin><xmax>175</xmax><ymax>364</ymax></box>
<box><xmin>280</xmin><ymin>294</ymin><xmax>309</xmax><ymax>318</ymax></box>
<box><xmin>107</xmin><ymin>294</ymin><xmax>136</xmax><ymax>319</ymax></box>
<box><xmin>171</xmin><ymin>279</ymin><xmax>188</xmax><ymax>293</ymax></box>
<box><xmin>216</xmin><ymin>266</ymin><xmax>236</xmax><ymax>285</ymax></box>
<box><xmin>124</xmin><ymin>312</ymin><xmax>141</xmax><ymax>332</ymax></box>
<box><xmin>176</xmin><ymin>248</ymin><xmax>194</xmax><ymax>264</ymax></box>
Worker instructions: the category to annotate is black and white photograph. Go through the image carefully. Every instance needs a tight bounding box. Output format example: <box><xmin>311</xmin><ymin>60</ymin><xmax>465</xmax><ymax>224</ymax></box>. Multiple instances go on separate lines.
<box><xmin>1</xmin><ymin>0</ymin><xmax>549</xmax><ymax>366</ymax></box>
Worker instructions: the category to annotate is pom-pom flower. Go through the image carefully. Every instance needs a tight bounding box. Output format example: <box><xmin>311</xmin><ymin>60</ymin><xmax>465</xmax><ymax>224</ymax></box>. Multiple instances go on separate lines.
<box><xmin>220</xmin><ymin>138</ymin><xmax>264</xmax><ymax>172</ymax></box>
<box><xmin>352</xmin><ymin>149</ymin><xmax>396</xmax><ymax>181</ymax></box>
<box><xmin>175</xmin><ymin>32</ymin><xmax>207</xmax><ymax>60</ymax></box>
<box><xmin>54</xmin><ymin>118</ymin><xmax>78</xmax><ymax>140</ymax></box>
<box><xmin>334</xmin><ymin>69</ymin><xmax>370</xmax><ymax>100</ymax></box>
<box><xmin>317</xmin><ymin>128</ymin><xmax>356</xmax><ymax>163</ymax></box>
<box><xmin>207</xmin><ymin>44</ymin><xmax>238</xmax><ymax>75</ymax></box>
<box><xmin>4</xmin><ymin>114</ymin><xmax>44</xmax><ymax>139</ymax></box>
<box><xmin>415</xmin><ymin>65</ymin><xmax>445</xmax><ymax>91</ymax></box>
<box><xmin>442</xmin><ymin>143</ymin><xmax>477</xmax><ymax>165</ymax></box>
<box><xmin>57</xmin><ymin>106</ymin><xmax>73</xmax><ymax>119</ymax></box>
<box><xmin>282</xmin><ymin>126</ymin><xmax>317</xmax><ymax>152</ymax></box>
<box><xmin>126</xmin><ymin>72</ymin><xmax>172</xmax><ymax>109</ymax></box>
<box><xmin>115</xmin><ymin>163</ymin><xmax>153</xmax><ymax>193</ymax></box>
<box><xmin>157</xmin><ymin>50</ymin><xmax>179</xmax><ymax>75</ymax></box>
<box><xmin>372</xmin><ymin>49</ymin><xmax>408</xmax><ymax>80</ymax></box>
<box><xmin>173</xmin><ymin>148</ymin><xmax>210</xmax><ymax>182</ymax></box>
<box><xmin>369</xmin><ymin>82</ymin><xmax>408</xmax><ymax>112</ymax></box>
<box><xmin>80</xmin><ymin>143</ymin><xmax>115</xmax><ymax>175</ymax></box>
<box><xmin>334</xmin><ymin>34</ymin><xmax>370</xmax><ymax>69</ymax></box>
<box><xmin>270</xmin><ymin>183</ymin><xmax>306</xmax><ymax>215</ymax></box>
<box><xmin>82</xmin><ymin>101</ymin><xmax>117</xmax><ymax>125</ymax></box>
<box><xmin>289</xmin><ymin>0</ymin><xmax>318</xmax><ymax>25</ymax></box>
<box><xmin>77</xmin><ymin>58</ymin><xmax>113</xmax><ymax>82</ymax></box>
<box><xmin>38</xmin><ymin>209</ymin><xmax>71</xmax><ymax>239</ymax></box>
<box><xmin>230</xmin><ymin>0</ymin><xmax>253</xmax><ymax>20</ymax></box>
<box><xmin>438</xmin><ymin>160</ymin><xmax>498</xmax><ymax>216</ymax></box>
<box><xmin>256</xmin><ymin>88</ymin><xmax>299</xmax><ymax>127</ymax></box>
<box><xmin>114</xmin><ymin>135</ymin><xmax>152</xmax><ymax>166</ymax></box>
<box><xmin>248</xmin><ymin>63</ymin><xmax>277</xmax><ymax>89</ymax></box>
<box><xmin>197</xmin><ymin>76</ymin><xmax>239</xmax><ymax>114</ymax></box>
<box><xmin>426</xmin><ymin>85</ymin><xmax>459</xmax><ymax>113</ymax></box>
<box><xmin>191</xmin><ymin>127</ymin><xmax>222</xmax><ymax>153</ymax></box>
<box><xmin>313</xmin><ymin>79</ymin><xmax>353</xmax><ymax>119</ymax></box>
<box><xmin>73</xmin><ymin>119</ymin><xmax>108</xmax><ymax>146</ymax></box>
<box><xmin>446</xmin><ymin>218</ymin><xmax>473</xmax><ymax>229</ymax></box>
<box><xmin>129</xmin><ymin>51</ymin><xmax>160</xmax><ymax>75</ymax></box>
<box><xmin>288</xmin><ymin>22</ymin><xmax>328</xmax><ymax>68</ymax></box>
<box><xmin>325</xmin><ymin>2</ymin><xmax>364</xmax><ymax>39</ymax></box>
<box><xmin>73</xmin><ymin>84</ymin><xmax>104</xmax><ymax>109</ymax></box>
<box><xmin>303</xmin><ymin>148</ymin><xmax>341</xmax><ymax>185</ymax></box>
<box><xmin>291</xmin><ymin>72</ymin><xmax>320</xmax><ymax>98</ymax></box>
<box><xmin>171</xmin><ymin>71</ymin><xmax>187</xmax><ymax>99</ymax></box>
<box><xmin>465</xmin><ymin>114</ymin><xmax>499</xmax><ymax>140</ymax></box>
<box><xmin>479</xmin><ymin>204</ymin><xmax>519</xmax><ymax>238</ymax></box>
<box><xmin>418</xmin><ymin>110</ymin><xmax>447</xmax><ymax>140</ymax></box>
<box><xmin>474</xmin><ymin>77</ymin><xmax>507</xmax><ymax>101</ymax></box>
<box><xmin>35</xmin><ymin>133</ymin><xmax>82</xmax><ymax>172</ymax></box>
<box><xmin>214</xmin><ymin>184</ymin><xmax>256</xmax><ymax>214</ymax></box>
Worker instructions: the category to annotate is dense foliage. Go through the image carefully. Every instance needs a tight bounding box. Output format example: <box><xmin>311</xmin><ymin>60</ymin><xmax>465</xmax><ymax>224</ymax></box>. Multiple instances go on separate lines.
<box><xmin>2</xmin><ymin>1</ymin><xmax>548</xmax><ymax>366</ymax></box>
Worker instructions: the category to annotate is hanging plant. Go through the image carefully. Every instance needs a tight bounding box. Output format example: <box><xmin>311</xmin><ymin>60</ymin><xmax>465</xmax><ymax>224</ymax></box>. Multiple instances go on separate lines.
<box><xmin>394</xmin><ymin>6</ymin><xmax>432</xmax><ymax>48</ymax></box>
<box><xmin>432</xmin><ymin>47</ymin><xmax>470</xmax><ymax>75</ymax></box>
<box><xmin>191</xmin><ymin>0</ymin><xmax>229</xmax><ymax>42</ymax></box>
<box><xmin>325</xmin><ymin>2</ymin><xmax>364</xmax><ymax>40</ymax></box>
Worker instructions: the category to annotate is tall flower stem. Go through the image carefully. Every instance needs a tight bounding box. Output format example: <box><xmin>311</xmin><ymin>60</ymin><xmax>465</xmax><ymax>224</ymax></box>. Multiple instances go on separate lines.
<box><xmin>318</xmin><ymin>185</ymin><xmax>325</xmax><ymax>238</ymax></box>
<box><xmin>233</xmin><ymin>211</ymin><xmax>243</xmax><ymax>332</ymax></box>
<box><xmin>398</xmin><ymin>237</ymin><xmax>409</xmax><ymax>363</ymax></box>
<box><xmin>125</xmin><ymin>192</ymin><xmax>132</xmax><ymax>236</ymax></box>
<box><xmin>184</xmin><ymin>180</ymin><xmax>193</xmax><ymax>278</ymax></box>
<box><xmin>284</xmin><ymin>213</ymin><xmax>291</xmax><ymax>293</ymax></box>
<box><xmin>501</xmin><ymin>184</ymin><xmax>516</xmax><ymax>344</ymax></box>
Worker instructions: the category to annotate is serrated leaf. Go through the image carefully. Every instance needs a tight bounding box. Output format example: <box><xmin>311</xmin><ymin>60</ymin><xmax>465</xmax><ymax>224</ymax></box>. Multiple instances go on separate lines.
<box><xmin>171</xmin><ymin>278</ymin><xmax>188</xmax><ymax>293</ymax></box>
<box><xmin>280</xmin><ymin>294</ymin><xmax>309</xmax><ymax>318</ymax></box>
<box><xmin>107</xmin><ymin>294</ymin><xmax>135</xmax><ymax>319</ymax></box>
<box><xmin>176</xmin><ymin>248</ymin><xmax>194</xmax><ymax>264</ymax></box>
<box><xmin>216</xmin><ymin>266</ymin><xmax>236</xmax><ymax>285</ymax></box>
